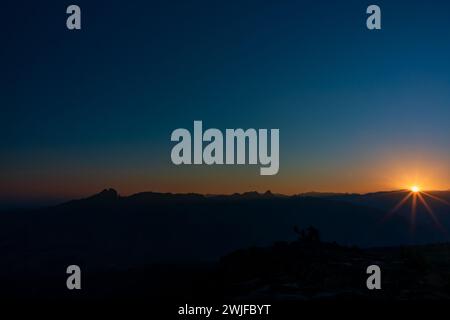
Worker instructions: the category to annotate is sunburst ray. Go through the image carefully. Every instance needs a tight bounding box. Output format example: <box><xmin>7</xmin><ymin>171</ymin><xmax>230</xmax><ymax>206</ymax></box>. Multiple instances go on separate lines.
<box><xmin>417</xmin><ymin>193</ymin><xmax>445</xmax><ymax>232</ymax></box>
<box><xmin>410</xmin><ymin>193</ymin><xmax>417</xmax><ymax>232</ymax></box>
<box><xmin>422</xmin><ymin>191</ymin><xmax>450</xmax><ymax>206</ymax></box>
<box><xmin>381</xmin><ymin>192</ymin><xmax>412</xmax><ymax>222</ymax></box>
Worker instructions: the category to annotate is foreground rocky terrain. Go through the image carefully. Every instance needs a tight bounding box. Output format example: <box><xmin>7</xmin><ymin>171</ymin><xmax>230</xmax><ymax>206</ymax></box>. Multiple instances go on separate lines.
<box><xmin>215</xmin><ymin>237</ymin><xmax>450</xmax><ymax>300</ymax></box>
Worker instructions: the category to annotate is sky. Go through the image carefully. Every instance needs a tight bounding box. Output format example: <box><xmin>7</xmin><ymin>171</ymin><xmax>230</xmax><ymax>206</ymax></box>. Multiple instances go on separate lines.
<box><xmin>2</xmin><ymin>0</ymin><xmax>450</xmax><ymax>206</ymax></box>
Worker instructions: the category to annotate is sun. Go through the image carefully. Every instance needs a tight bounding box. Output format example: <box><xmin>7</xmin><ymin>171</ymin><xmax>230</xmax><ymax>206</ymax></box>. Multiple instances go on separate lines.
<box><xmin>383</xmin><ymin>183</ymin><xmax>449</xmax><ymax>233</ymax></box>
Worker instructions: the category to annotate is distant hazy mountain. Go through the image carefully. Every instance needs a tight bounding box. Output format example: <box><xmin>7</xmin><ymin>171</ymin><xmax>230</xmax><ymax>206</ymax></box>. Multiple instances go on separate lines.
<box><xmin>318</xmin><ymin>190</ymin><xmax>450</xmax><ymax>230</ymax></box>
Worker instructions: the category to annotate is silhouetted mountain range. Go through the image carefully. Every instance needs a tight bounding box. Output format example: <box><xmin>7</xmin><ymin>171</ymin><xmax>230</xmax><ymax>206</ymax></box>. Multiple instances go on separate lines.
<box><xmin>2</xmin><ymin>188</ymin><xmax>450</xmax><ymax>300</ymax></box>
<box><xmin>2</xmin><ymin>188</ymin><xmax>450</xmax><ymax>265</ymax></box>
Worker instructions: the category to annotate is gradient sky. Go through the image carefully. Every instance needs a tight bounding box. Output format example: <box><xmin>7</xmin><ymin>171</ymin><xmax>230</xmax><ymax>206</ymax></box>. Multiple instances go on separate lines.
<box><xmin>2</xmin><ymin>0</ymin><xmax>450</xmax><ymax>205</ymax></box>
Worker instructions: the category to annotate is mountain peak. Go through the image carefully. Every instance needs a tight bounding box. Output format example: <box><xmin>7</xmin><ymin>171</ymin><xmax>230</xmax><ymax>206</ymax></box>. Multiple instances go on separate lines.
<box><xmin>89</xmin><ymin>188</ymin><xmax>119</xmax><ymax>200</ymax></box>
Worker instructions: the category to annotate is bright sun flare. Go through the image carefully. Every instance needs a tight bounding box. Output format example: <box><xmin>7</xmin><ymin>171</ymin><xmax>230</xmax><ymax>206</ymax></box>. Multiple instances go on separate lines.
<box><xmin>383</xmin><ymin>183</ymin><xmax>450</xmax><ymax>234</ymax></box>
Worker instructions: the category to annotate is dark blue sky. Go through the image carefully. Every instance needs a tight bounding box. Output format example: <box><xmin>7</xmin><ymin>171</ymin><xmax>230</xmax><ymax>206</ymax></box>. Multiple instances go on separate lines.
<box><xmin>2</xmin><ymin>0</ymin><xmax>450</xmax><ymax>204</ymax></box>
